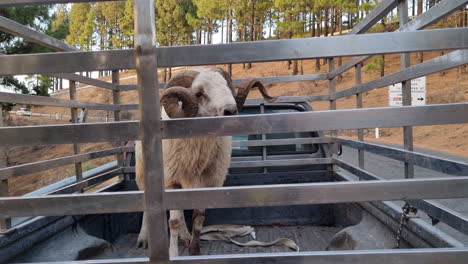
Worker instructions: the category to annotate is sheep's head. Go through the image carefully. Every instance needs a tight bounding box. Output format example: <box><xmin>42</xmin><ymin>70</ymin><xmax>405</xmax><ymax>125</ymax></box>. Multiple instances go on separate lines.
<box><xmin>161</xmin><ymin>67</ymin><xmax>276</xmax><ymax>118</ymax></box>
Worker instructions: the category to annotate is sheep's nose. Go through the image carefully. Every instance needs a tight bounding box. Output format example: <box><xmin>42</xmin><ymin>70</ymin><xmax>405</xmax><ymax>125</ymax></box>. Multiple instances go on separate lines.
<box><xmin>223</xmin><ymin>106</ymin><xmax>238</xmax><ymax>116</ymax></box>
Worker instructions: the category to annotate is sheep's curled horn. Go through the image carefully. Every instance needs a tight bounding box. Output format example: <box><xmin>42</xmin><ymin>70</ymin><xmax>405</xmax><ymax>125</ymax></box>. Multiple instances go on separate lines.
<box><xmin>161</xmin><ymin>68</ymin><xmax>277</xmax><ymax>118</ymax></box>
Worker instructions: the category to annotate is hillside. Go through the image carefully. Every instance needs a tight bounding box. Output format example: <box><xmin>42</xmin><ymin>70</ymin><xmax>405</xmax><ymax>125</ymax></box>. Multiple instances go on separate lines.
<box><xmin>4</xmin><ymin>50</ymin><xmax>467</xmax><ymax>195</ymax></box>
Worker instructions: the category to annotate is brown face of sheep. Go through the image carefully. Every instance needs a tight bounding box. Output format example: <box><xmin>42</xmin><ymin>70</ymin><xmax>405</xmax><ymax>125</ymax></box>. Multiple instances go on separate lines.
<box><xmin>160</xmin><ymin>68</ymin><xmax>277</xmax><ymax>118</ymax></box>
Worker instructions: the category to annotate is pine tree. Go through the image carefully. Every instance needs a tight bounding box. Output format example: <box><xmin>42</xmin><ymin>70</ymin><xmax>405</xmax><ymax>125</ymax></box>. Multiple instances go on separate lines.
<box><xmin>66</xmin><ymin>3</ymin><xmax>91</xmax><ymax>49</ymax></box>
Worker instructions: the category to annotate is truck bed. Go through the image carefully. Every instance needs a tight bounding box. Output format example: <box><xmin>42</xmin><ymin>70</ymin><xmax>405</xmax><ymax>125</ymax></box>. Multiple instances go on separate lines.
<box><xmin>93</xmin><ymin>225</ymin><xmax>342</xmax><ymax>258</ymax></box>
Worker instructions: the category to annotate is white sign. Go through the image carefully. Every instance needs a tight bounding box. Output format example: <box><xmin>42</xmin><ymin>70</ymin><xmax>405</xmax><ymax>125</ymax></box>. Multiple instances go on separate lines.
<box><xmin>389</xmin><ymin>76</ymin><xmax>426</xmax><ymax>106</ymax></box>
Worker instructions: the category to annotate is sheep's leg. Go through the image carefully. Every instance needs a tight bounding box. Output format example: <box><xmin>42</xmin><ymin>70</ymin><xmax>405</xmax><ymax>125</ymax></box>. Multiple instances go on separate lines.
<box><xmin>169</xmin><ymin>210</ymin><xmax>183</xmax><ymax>257</ymax></box>
<box><xmin>178</xmin><ymin>212</ymin><xmax>192</xmax><ymax>247</ymax></box>
<box><xmin>189</xmin><ymin>208</ymin><xmax>205</xmax><ymax>255</ymax></box>
<box><xmin>137</xmin><ymin>212</ymin><xmax>148</xmax><ymax>248</ymax></box>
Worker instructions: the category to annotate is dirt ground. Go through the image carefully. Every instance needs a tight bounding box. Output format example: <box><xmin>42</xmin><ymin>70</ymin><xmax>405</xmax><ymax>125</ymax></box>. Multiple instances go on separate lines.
<box><xmin>3</xmin><ymin>50</ymin><xmax>467</xmax><ymax>196</ymax></box>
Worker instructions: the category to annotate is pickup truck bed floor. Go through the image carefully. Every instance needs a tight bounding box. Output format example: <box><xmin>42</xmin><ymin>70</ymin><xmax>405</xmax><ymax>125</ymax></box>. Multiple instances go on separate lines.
<box><xmin>92</xmin><ymin>225</ymin><xmax>342</xmax><ymax>259</ymax></box>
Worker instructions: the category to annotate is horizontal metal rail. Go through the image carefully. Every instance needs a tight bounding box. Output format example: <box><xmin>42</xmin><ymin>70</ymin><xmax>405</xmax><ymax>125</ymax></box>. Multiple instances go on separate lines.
<box><xmin>119</xmin><ymin>73</ymin><xmax>329</xmax><ymax>91</ymax></box>
<box><xmin>232</xmin><ymin>137</ymin><xmax>332</xmax><ymax>147</ymax></box>
<box><xmin>20</xmin><ymin>248</ymin><xmax>468</xmax><ymax>264</ymax></box>
<box><xmin>1</xmin><ymin>29</ymin><xmax>468</xmax><ymax>75</ymax></box>
<box><xmin>406</xmin><ymin>199</ymin><xmax>468</xmax><ymax>236</ymax></box>
<box><xmin>0</xmin><ymin>16</ymin><xmax>78</xmax><ymax>52</ymax></box>
<box><xmin>329</xmin><ymin>0</ymin><xmax>468</xmax><ymax>78</ymax></box>
<box><xmin>123</xmin><ymin>157</ymin><xmax>331</xmax><ymax>172</ymax></box>
<box><xmin>0</xmin><ymin>16</ymin><xmax>117</xmax><ymax>90</ymax></box>
<box><xmin>0</xmin><ymin>191</ymin><xmax>143</xmax><ymax>217</ymax></box>
<box><xmin>49</xmin><ymin>168</ymin><xmax>122</xmax><ymax>195</ymax></box>
<box><xmin>0</xmin><ymin>91</ymin><xmax>123</xmax><ymax>111</ymax></box>
<box><xmin>2</xmin><ymin>176</ymin><xmax>468</xmax><ymax>217</ymax></box>
<box><xmin>52</xmin><ymin>73</ymin><xmax>116</xmax><ymax>90</ymax></box>
<box><xmin>334</xmin><ymin>138</ymin><xmax>468</xmax><ymax>176</ymax></box>
<box><xmin>0</xmin><ymin>49</ymin><xmax>134</xmax><ymax>76</ymax></box>
<box><xmin>332</xmin><ymin>50</ymin><xmax>468</xmax><ymax>99</ymax></box>
<box><xmin>334</xmin><ymin>159</ymin><xmax>468</xmax><ymax>237</ymax></box>
<box><xmin>230</xmin><ymin>158</ymin><xmax>333</xmax><ymax>168</ymax></box>
<box><xmin>157</xmin><ymin>28</ymin><xmax>468</xmax><ymax>67</ymax></box>
<box><xmin>245</xmin><ymin>94</ymin><xmax>330</xmax><ymax>104</ymax></box>
<box><xmin>0</xmin><ymin>147</ymin><xmax>126</xmax><ymax>181</ymax></box>
<box><xmin>0</xmin><ymin>103</ymin><xmax>466</xmax><ymax>147</ymax></box>
<box><xmin>161</xmin><ymin>103</ymin><xmax>468</xmax><ymax>139</ymax></box>
<box><xmin>0</xmin><ymin>0</ymin><xmax>122</xmax><ymax>7</ymax></box>
<box><xmin>164</xmin><ymin>176</ymin><xmax>468</xmax><ymax>210</ymax></box>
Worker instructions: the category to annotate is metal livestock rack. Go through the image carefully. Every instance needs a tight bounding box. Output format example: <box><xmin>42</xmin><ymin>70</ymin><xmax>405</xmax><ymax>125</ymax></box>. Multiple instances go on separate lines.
<box><xmin>0</xmin><ymin>0</ymin><xmax>468</xmax><ymax>263</ymax></box>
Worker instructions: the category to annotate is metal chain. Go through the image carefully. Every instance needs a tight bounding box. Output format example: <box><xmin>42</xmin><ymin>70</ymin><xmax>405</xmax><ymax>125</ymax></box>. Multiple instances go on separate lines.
<box><xmin>394</xmin><ymin>203</ymin><xmax>418</xmax><ymax>249</ymax></box>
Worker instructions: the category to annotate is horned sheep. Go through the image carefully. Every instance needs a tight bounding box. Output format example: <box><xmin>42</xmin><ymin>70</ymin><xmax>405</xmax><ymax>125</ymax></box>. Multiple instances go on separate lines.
<box><xmin>135</xmin><ymin>67</ymin><xmax>276</xmax><ymax>256</ymax></box>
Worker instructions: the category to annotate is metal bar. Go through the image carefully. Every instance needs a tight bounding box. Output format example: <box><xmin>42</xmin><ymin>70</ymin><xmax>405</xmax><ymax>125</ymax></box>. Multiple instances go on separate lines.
<box><xmin>399</xmin><ymin>0</ymin><xmax>468</xmax><ymax>31</ymax></box>
<box><xmin>0</xmin><ymin>191</ymin><xmax>143</xmax><ymax>217</ymax></box>
<box><xmin>348</xmin><ymin>0</ymin><xmax>398</xmax><ymax>34</ymax></box>
<box><xmin>234</xmin><ymin>73</ymin><xmax>329</xmax><ymax>84</ymax></box>
<box><xmin>0</xmin><ymin>147</ymin><xmax>125</xmax><ymax>181</ymax></box>
<box><xmin>406</xmin><ymin>199</ymin><xmax>468</xmax><ymax>236</ymax></box>
<box><xmin>0</xmin><ymin>91</ymin><xmax>121</xmax><ymax>111</ymax></box>
<box><xmin>0</xmin><ymin>16</ymin><xmax>79</xmax><ymax>52</ymax></box>
<box><xmin>0</xmin><ymin>17</ymin><xmax>117</xmax><ymax>90</ymax></box>
<box><xmin>399</xmin><ymin>0</ymin><xmax>414</xmax><ymax>179</ymax></box>
<box><xmin>2</xmin><ymin>28</ymin><xmax>468</xmax><ymax>75</ymax></box>
<box><xmin>52</xmin><ymin>73</ymin><xmax>116</xmax><ymax>90</ymax></box>
<box><xmin>20</xmin><ymin>248</ymin><xmax>468</xmax><ymax>264</ymax></box>
<box><xmin>165</xmin><ymin>176</ymin><xmax>468</xmax><ymax>210</ymax></box>
<box><xmin>232</xmin><ymin>137</ymin><xmax>332</xmax><ymax>147</ymax></box>
<box><xmin>0</xmin><ymin>0</ymin><xmax>123</xmax><ymax>7</ymax></box>
<box><xmin>245</xmin><ymin>94</ymin><xmax>330</xmax><ymax>104</ymax></box>
<box><xmin>260</xmin><ymin>104</ymin><xmax>267</xmax><ymax>173</ymax></box>
<box><xmin>230</xmin><ymin>158</ymin><xmax>333</xmax><ymax>168</ymax></box>
<box><xmin>334</xmin><ymin>138</ymin><xmax>468</xmax><ymax>176</ymax></box>
<box><xmin>157</xmin><ymin>28</ymin><xmax>468</xmax><ymax>67</ymax></box>
<box><xmin>49</xmin><ymin>168</ymin><xmax>123</xmax><ymax>195</ymax></box>
<box><xmin>355</xmin><ymin>63</ymin><xmax>364</xmax><ymax>170</ymax></box>
<box><xmin>119</xmin><ymin>74</ymin><xmax>329</xmax><ymax>91</ymax></box>
<box><xmin>335</xmin><ymin>159</ymin><xmax>468</xmax><ymax>237</ymax></box>
<box><xmin>134</xmin><ymin>0</ymin><xmax>169</xmax><ymax>261</ymax></box>
<box><xmin>2</xmin><ymin>177</ymin><xmax>468</xmax><ymax>217</ymax></box>
<box><xmin>331</xmin><ymin>49</ymin><xmax>468</xmax><ymax>100</ymax></box>
<box><xmin>69</xmin><ymin>81</ymin><xmax>83</xmax><ymax>187</ymax></box>
<box><xmin>0</xmin><ymin>49</ymin><xmax>134</xmax><ymax>76</ymax></box>
<box><xmin>0</xmin><ymin>106</ymin><xmax>11</xmax><ymax>231</ymax></box>
<box><xmin>0</xmin><ymin>103</ymin><xmax>467</xmax><ymax>147</ymax></box>
<box><xmin>329</xmin><ymin>0</ymin><xmax>468</xmax><ymax>78</ymax></box>
<box><xmin>112</xmin><ymin>70</ymin><xmax>124</xmax><ymax>175</ymax></box>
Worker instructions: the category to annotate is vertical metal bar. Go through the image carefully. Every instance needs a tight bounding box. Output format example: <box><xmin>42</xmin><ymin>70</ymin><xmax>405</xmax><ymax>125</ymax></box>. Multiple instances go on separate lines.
<box><xmin>0</xmin><ymin>106</ymin><xmax>11</xmax><ymax>232</ymax></box>
<box><xmin>134</xmin><ymin>0</ymin><xmax>169</xmax><ymax>261</ymax></box>
<box><xmin>355</xmin><ymin>63</ymin><xmax>365</xmax><ymax>171</ymax></box>
<box><xmin>260</xmin><ymin>104</ymin><xmax>267</xmax><ymax>173</ymax></box>
<box><xmin>69</xmin><ymin>81</ymin><xmax>83</xmax><ymax>187</ymax></box>
<box><xmin>112</xmin><ymin>70</ymin><xmax>124</xmax><ymax>179</ymax></box>
<box><xmin>328</xmin><ymin>58</ymin><xmax>338</xmax><ymax>173</ymax></box>
<box><xmin>399</xmin><ymin>0</ymin><xmax>414</xmax><ymax>179</ymax></box>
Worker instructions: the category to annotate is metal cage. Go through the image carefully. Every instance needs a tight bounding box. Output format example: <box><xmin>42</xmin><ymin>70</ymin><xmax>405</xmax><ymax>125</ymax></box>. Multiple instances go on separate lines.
<box><xmin>0</xmin><ymin>0</ymin><xmax>467</xmax><ymax>263</ymax></box>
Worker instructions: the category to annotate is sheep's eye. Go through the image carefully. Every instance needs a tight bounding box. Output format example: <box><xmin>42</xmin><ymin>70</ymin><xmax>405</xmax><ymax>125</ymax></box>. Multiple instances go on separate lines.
<box><xmin>195</xmin><ymin>91</ymin><xmax>203</xmax><ymax>98</ymax></box>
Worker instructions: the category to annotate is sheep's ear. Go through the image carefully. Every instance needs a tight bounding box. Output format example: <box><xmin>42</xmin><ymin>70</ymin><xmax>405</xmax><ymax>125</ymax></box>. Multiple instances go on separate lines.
<box><xmin>161</xmin><ymin>86</ymin><xmax>198</xmax><ymax>118</ymax></box>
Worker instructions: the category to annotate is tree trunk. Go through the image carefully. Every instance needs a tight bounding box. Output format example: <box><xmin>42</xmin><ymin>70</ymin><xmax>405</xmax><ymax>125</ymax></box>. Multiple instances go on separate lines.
<box><xmin>380</xmin><ymin>54</ymin><xmax>385</xmax><ymax>77</ymax></box>
<box><xmin>417</xmin><ymin>0</ymin><xmax>423</xmax><ymax>63</ymax></box>
<box><xmin>247</xmin><ymin>0</ymin><xmax>255</xmax><ymax>69</ymax></box>
<box><xmin>228</xmin><ymin>3</ymin><xmax>233</xmax><ymax>75</ymax></box>
<box><xmin>221</xmin><ymin>19</ymin><xmax>224</xmax><ymax>43</ymax></box>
